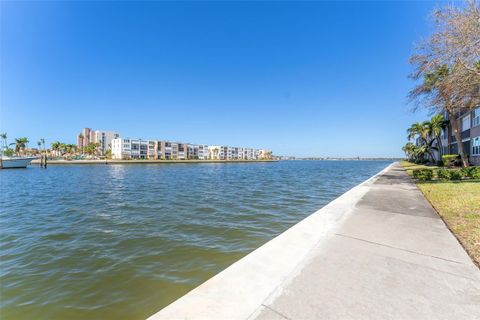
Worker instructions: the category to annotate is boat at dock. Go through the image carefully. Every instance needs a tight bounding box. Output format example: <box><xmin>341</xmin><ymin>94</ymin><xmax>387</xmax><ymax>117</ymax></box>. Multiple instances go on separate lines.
<box><xmin>0</xmin><ymin>156</ymin><xmax>37</xmax><ymax>169</ymax></box>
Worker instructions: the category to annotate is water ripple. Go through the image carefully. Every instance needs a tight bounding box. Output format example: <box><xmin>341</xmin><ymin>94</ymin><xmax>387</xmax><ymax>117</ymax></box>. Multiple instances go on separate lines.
<box><xmin>0</xmin><ymin>160</ymin><xmax>391</xmax><ymax>319</ymax></box>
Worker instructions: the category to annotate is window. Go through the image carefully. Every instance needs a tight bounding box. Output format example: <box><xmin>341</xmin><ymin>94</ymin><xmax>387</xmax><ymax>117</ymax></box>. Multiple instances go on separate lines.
<box><xmin>473</xmin><ymin>136</ymin><xmax>480</xmax><ymax>156</ymax></box>
<box><xmin>474</xmin><ymin>107</ymin><xmax>480</xmax><ymax>127</ymax></box>
<box><xmin>462</xmin><ymin>115</ymin><xmax>471</xmax><ymax>131</ymax></box>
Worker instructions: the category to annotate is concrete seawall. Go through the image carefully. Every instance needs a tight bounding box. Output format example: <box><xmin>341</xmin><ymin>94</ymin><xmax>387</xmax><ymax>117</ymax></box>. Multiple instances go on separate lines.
<box><xmin>148</xmin><ymin>162</ymin><xmax>480</xmax><ymax>319</ymax></box>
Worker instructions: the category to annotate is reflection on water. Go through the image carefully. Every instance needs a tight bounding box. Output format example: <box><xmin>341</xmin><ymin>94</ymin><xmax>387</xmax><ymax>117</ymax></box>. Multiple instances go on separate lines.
<box><xmin>0</xmin><ymin>160</ymin><xmax>391</xmax><ymax>320</ymax></box>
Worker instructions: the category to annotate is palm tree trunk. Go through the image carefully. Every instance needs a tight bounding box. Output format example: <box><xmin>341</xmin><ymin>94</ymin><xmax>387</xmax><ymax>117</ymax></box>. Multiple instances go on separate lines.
<box><xmin>449</xmin><ymin>111</ymin><xmax>469</xmax><ymax>167</ymax></box>
<box><xmin>435</xmin><ymin>134</ymin><xmax>443</xmax><ymax>162</ymax></box>
<box><xmin>437</xmin><ymin>135</ymin><xmax>443</xmax><ymax>157</ymax></box>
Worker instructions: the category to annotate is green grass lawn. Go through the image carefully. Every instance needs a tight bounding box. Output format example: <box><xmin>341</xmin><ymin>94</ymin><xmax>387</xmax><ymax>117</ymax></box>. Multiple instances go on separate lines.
<box><xmin>401</xmin><ymin>161</ymin><xmax>480</xmax><ymax>267</ymax></box>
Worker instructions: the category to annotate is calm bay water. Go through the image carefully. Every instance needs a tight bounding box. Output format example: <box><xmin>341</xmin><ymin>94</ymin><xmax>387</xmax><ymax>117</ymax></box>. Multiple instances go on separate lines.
<box><xmin>0</xmin><ymin>160</ymin><xmax>391</xmax><ymax>320</ymax></box>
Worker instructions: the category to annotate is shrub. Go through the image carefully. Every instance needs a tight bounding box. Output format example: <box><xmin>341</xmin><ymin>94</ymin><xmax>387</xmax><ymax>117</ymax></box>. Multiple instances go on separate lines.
<box><xmin>442</xmin><ymin>154</ymin><xmax>460</xmax><ymax>167</ymax></box>
<box><xmin>449</xmin><ymin>170</ymin><xmax>463</xmax><ymax>180</ymax></box>
<box><xmin>436</xmin><ymin>168</ymin><xmax>450</xmax><ymax>180</ymax></box>
<box><xmin>461</xmin><ymin>166</ymin><xmax>480</xmax><ymax>179</ymax></box>
<box><xmin>472</xmin><ymin>167</ymin><xmax>480</xmax><ymax>179</ymax></box>
<box><xmin>3</xmin><ymin>148</ymin><xmax>14</xmax><ymax>157</ymax></box>
<box><xmin>413</xmin><ymin>169</ymin><xmax>433</xmax><ymax>181</ymax></box>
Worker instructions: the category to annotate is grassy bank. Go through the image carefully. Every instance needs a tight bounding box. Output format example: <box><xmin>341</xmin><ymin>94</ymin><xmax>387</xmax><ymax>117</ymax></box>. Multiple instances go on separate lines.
<box><xmin>401</xmin><ymin>161</ymin><xmax>480</xmax><ymax>267</ymax></box>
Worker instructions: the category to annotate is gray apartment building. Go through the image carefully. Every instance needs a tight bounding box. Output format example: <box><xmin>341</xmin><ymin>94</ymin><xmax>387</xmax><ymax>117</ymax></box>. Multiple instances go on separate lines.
<box><xmin>441</xmin><ymin>106</ymin><xmax>480</xmax><ymax>165</ymax></box>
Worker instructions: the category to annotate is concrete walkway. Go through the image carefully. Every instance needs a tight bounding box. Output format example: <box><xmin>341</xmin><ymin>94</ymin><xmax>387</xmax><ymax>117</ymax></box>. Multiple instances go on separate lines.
<box><xmin>149</xmin><ymin>163</ymin><xmax>480</xmax><ymax>320</ymax></box>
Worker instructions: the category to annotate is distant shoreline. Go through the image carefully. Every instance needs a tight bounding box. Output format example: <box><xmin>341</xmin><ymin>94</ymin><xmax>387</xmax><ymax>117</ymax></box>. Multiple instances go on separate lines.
<box><xmin>31</xmin><ymin>159</ymin><xmax>278</xmax><ymax>165</ymax></box>
<box><xmin>29</xmin><ymin>159</ymin><xmax>399</xmax><ymax>165</ymax></box>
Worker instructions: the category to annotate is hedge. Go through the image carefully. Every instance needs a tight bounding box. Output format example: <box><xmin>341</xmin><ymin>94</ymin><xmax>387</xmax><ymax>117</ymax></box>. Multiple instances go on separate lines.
<box><xmin>412</xmin><ymin>169</ymin><xmax>433</xmax><ymax>181</ymax></box>
<box><xmin>449</xmin><ymin>170</ymin><xmax>463</xmax><ymax>180</ymax></box>
<box><xmin>436</xmin><ymin>168</ymin><xmax>450</xmax><ymax>180</ymax></box>
<box><xmin>461</xmin><ymin>166</ymin><xmax>480</xmax><ymax>179</ymax></box>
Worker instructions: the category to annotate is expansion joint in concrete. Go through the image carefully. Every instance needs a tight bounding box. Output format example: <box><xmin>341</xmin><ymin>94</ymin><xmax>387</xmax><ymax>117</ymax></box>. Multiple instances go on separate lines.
<box><xmin>334</xmin><ymin>233</ymin><xmax>464</xmax><ymax>265</ymax></box>
<box><xmin>260</xmin><ymin>304</ymin><xmax>292</xmax><ymax>320</ymax></box>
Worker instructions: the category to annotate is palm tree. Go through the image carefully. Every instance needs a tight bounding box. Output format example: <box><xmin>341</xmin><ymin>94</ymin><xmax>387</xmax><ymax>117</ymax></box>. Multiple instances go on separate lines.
<box><xmin>65</xmin><ymin>144</ymin><xmax>77</xmax><ymax>155</ymax></box>
<box><xmin>0</xmin><ymin>133</ymin><xmax>7</xmax><ymax>150</ymax></box>
<box><xmin>13</xmin><ymin>137</ymin><xmax>29</xmax><ymax>154</ymax></box>
<box><xmin>407</xmin><ymin>122</ymin><xmax>429</xmax><ymax>143</ymax></box>
<box><xmin>406</xmin><ymin>121</ymin><xmax>440</xmax><ymax>163</ymax></box>
<box><xmin>402</xmin><ymin>142</ymin><xmax>416</xmax><ymax>161</ymax></box>
<box><xmin>51</xmin><ymin>141</ymin><xmax>62</xmax><ymax>156</ymax></box>
<box><xmin>83</xmin><ymin>144</ymin><xmax>91</xmax><ymax>155</ymax></box>
<box><xmin>78</xmin><ymin>134</ymin><xmax>84</xmax><ymax>153</ymax></box>
<box><xmin>427</xmin><ymin>114</ymin><xmax>448</xmax><ymax>159</ymax></box>
<box><xmin>95</xmin><ymin>142</ymin><xmax>101</xmax><ymax>157</ymax></box>
<box><xmin>84</xmin><ymin>143</ymin><xmax>95</xmax><ymax>156</ymax></box>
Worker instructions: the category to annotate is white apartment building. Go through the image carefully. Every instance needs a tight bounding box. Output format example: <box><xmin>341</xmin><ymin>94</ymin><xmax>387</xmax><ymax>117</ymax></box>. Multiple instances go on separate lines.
<box><xmin>111</xmin><ymin>138</ymin><xmax>270</xmax><ymax>161</ymax></box>
<box><xmin>111</xmin><ymin>138</ymin><xmax>154</xmax><ymax>159</ymax></box>
<box><xmin>243</xmin><ymin>147</ymin><xmax>256</xmax><ymax>160</ymax></box>
<box><xmin>206</xmin><ymin>146</ymin><xmax>263</xmax><ymax>160</ymax></box>
<box><xmin>230</xmin><ymin>147</ymin><xmax>243</xmax><ymax>160</ymax></box>
<box><xmin>187</xmin><ymin>144</ymin><xmax>211</xmax><ymax>160</ymax></box>
<box><xmin>198</xmin><ymin>145</ymin><xmax>209</xmax><ymax>160</ymax></box>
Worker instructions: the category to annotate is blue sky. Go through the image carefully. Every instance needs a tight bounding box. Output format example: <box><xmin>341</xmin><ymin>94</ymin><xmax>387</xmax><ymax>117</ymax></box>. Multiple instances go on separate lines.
<box><xmin>1</xmin><ymin>1</ymin><xmax>440</xmax><ymax>157</ymax></box>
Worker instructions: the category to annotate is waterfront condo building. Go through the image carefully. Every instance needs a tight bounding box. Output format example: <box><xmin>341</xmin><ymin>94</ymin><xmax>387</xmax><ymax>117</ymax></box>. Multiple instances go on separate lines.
<box><xmin>244</xmin><ymin>148</ymin><xmax>256</xmax><ymax>160</ymax></box>
<box><xmin>198</xmin><ymin>145</ymin><xmax>209</xmax><ymax>160</ymax></box>
<box><xmin>77</xmin><ymin>128</ymin><xmax>119</xmax><ymax>155</ymax></box>
<box><xmin>440</xmin><ymin>106</ymin><xmax>480</xmax><ymax>166</ymax></box>
<box><xmin>76</xmin><ymin>127</ymin><xmax>93</xmax><ymax>151</ymax></box>
<box><xmin>187</xmin><ymin>145</ymin><xmax>199</xmax><ymax>159</ymax></box>
<box><xmin>111</xmin><ymin>138</ymin><xmax>154</xmax><ymax>159</ymax></box>
<box><xmin>112</xmin><ymin>139</ymin><xmax>192</xmax><ymax>160</ymax></box>
<box><xmin>154</xmin><ymin>141</ymin><xmax>188</xmax><ymax>160</ymax></box>
<box><xmin>208</xmin><ymin>146</ymin><xmax>224</xmax><ymax>160</ymax></box>
<box><xmin>112</xmin><ymin>137</ymin><xmax>271</xmax><ymax>161</ymax></box>
<box><xmin>155</xmin><ymin>141</ymin><xmax>172</xmax><ymax>159</ymax></box>
<box><xmin>93</xmin><ymin>130</ymin><xmax>120</xmax><ymax>155</ymax></box>
<box><xmin>178</xmin><ymin>143</ymin><xmax>187</xmax><ymax>160</ymax></box>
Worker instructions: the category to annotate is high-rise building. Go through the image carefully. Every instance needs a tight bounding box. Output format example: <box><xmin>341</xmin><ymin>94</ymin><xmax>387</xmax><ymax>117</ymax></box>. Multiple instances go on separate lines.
<box><xmin>92</xmin><ymin>130</ymin><xmax>119</xmax><ymax>155</ymax></box>
<box><xmin>77</xmin><ymin>128</ymin><xmax>119</xmax><ymax>155</ymax></box>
